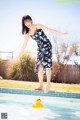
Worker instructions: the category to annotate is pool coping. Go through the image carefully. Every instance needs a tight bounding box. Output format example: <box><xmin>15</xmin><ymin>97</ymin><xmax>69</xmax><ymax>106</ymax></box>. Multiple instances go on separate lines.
<box><xmin>0</xmin><ymin>87</ymin><xmax>80</xmax><ymax>99</ymax></box>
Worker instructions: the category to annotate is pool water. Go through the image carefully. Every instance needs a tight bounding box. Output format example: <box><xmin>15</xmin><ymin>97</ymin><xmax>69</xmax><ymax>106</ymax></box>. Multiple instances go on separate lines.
<box><xmin>0</xmin><ymin>93</ymin><xmax>80</xmax><ymax>120</ymax></box>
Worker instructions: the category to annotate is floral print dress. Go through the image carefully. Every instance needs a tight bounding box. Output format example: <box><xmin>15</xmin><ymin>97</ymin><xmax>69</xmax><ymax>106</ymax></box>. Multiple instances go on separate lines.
<box><xmin>30</xmin><ymin>29</ymin><xmax>52</xmax><ymax>74</ymax></box>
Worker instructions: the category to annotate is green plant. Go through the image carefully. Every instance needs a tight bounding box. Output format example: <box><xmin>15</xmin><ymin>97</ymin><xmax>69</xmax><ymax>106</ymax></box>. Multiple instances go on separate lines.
<box><xmin>0</xmin><ymin>56</ymin><xmax>2</xmax><ymax>65</ymax></box>
<box><xmin>7</xmin><ymin>60</ymin><xmax>20</xmax><ymax>80</ymax></box>
<box><xmin>19</xmin><ymin>53</ymin><xmax>36</xmax><ymax>81</ymax></box>
<box><xmin>7</xmin><ymin>52</ymin><xmax>37</xmax><ymax>81</ymax></box>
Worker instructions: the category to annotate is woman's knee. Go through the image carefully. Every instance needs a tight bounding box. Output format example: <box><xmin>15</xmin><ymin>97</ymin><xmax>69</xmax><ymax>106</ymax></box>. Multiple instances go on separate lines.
<box><xmin>38</xmin><ymin>63</ymin><xmax>43</xmax><ymax>72</ymax></box>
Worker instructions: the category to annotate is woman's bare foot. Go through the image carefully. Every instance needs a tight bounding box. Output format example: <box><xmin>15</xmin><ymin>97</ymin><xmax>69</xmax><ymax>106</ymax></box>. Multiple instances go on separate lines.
<box><xmin>35</xmin><ymin>85</ymin><xmax>43</xmax><ymax>90</ymax></box>
<box><xmin>44</xmin><ymin>83</ymin><xmax>51</xmax><ymax>93</ymax></box>
<box><xmin>35</xmin><ymin>87</ymin><xmax>43</xmax><ymax>90</ymax></box>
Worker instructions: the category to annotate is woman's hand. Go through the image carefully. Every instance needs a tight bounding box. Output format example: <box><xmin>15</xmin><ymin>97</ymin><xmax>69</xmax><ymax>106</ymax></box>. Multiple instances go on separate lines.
<box><xmin>55</xmin><ymin>31</ymin><xmax>68</xmax><ymax>36</ymax></box>
<box><xmin>62</xmin><ymin>32</ymin><xmax>68</xmax><ymax>35</ymax></box>
<box><xmin>19</xmin><ymin>34</ymin><xmax>29</xmax><ymax>58</ymax></box>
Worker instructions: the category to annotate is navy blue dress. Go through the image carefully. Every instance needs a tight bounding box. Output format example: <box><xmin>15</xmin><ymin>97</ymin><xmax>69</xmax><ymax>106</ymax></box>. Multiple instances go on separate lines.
<box><xmin>30</xmin><ymin>29</ymin><xmax>52</xmax><ymax>74</ymax></box>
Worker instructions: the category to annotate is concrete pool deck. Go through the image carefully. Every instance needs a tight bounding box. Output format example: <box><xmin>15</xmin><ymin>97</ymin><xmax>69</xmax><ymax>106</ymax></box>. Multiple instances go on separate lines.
<box><xmin>0</xmin><ymin>80</ymin><xmax>80</xmax><ymax>92</ymax></box>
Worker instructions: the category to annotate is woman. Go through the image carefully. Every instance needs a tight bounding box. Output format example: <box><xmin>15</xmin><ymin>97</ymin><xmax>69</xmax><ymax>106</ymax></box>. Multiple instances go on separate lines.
<box><xmin>19</xmin><ymin>15</ymin><xmax>67</xmax><ymax>92</ymax></box>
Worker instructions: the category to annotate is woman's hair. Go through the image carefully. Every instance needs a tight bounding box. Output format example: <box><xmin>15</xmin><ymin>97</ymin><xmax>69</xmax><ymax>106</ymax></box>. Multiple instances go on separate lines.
<box><xmin>22</xmin><ymin>15</ymin><xmax>32</xmax><ymax>34</ymax></box>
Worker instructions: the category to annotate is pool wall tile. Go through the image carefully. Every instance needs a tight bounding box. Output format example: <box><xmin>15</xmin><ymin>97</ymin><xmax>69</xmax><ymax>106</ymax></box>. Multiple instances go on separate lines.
<box><xmin>0</xmin><ymin>88</ymin><xmax>80</xmax><ymax>99</ymax></box>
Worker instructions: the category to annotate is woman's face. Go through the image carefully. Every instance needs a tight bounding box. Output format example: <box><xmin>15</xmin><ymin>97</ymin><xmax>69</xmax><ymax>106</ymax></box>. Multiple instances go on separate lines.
<box><xmin>24</xmin><ymin>19</ymin><xmax>32</xmax><ymax>28</ymax></box>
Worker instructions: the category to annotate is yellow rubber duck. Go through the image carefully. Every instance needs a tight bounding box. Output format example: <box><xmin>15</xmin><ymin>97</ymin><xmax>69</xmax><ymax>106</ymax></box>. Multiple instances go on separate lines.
<box><xmin>32</xmin><ymin>99</ymin><xmax>44</xmax><ymax>108</ymax></box>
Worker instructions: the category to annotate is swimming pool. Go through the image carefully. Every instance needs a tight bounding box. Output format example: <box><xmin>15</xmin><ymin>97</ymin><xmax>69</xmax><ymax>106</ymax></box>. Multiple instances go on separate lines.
<box><xmin>0</xmin><ymin>93</ymin><xmax>80</xmax><ymax>120</ymax></box>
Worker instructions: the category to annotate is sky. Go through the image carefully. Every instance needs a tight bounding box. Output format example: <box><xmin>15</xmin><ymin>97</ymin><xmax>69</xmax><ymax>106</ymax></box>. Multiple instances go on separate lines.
<box><xmin>0</xmin><ymin>0</ymin><xmax>80</xmax><ymax>62</ymax></box>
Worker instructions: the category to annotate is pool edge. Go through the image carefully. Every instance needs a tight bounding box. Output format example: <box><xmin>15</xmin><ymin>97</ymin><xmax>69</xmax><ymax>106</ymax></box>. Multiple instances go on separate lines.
<box><xmin>0</xmin><ymin>87</ymin><xmax>80</xmax><ymax>99</ymax></box>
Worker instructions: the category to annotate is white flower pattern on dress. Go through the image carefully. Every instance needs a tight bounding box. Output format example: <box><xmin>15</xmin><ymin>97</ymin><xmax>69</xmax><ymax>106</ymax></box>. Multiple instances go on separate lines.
<box><xmin>30</xmin><ymin>29</ymin><xmax>52</xmax><ymax>74</ymax></box>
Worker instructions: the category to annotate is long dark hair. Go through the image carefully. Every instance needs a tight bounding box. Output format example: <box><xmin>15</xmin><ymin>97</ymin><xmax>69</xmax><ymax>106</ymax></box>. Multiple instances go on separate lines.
<box><xmin>22</xmin><ymin>15</ymin><xmax>32</xmax><ymax>34</ymax></box>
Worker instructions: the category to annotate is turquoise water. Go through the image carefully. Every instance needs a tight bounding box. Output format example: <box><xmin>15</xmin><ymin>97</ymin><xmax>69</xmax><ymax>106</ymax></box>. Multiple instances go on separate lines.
<box><xmin>0</xmin><ymin>93</ymin><xmax>80</xmax><ymax>120</ymax></box>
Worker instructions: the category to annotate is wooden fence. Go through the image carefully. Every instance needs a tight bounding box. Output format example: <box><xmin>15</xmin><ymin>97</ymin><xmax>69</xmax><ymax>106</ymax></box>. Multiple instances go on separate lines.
<box><xmin>56</xmin><ymin>65</ymin><xmax>80</xmax><ymax>83</ymax></box>
<box><xmin>0</xmin><ymin>60</ymin><xmax>80</xmax><ymax>83</ymax></box>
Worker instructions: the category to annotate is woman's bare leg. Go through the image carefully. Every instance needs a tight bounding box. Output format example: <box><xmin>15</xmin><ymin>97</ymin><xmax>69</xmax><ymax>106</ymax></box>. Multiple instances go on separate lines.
<box><xmin>35</xmin><ymin>63</ymin><xmax>44</xmax><ymax>90</ymax></box>
<box><xmin>44</xmin><ymin>67</ymin><xmax>52</xmax><ymax>92</ymax></box>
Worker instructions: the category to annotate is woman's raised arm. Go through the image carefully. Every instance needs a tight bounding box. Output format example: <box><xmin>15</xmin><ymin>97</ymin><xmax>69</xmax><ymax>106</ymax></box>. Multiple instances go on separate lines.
<box><xmin>37</xmin><ymin>24</ymin><xmax>68</xmax><ymax>35</ymax></box>
<box><xmin>19</xmin><ymin>34</ymin><xmax>29</xmax><ymax>57</ymax></box>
